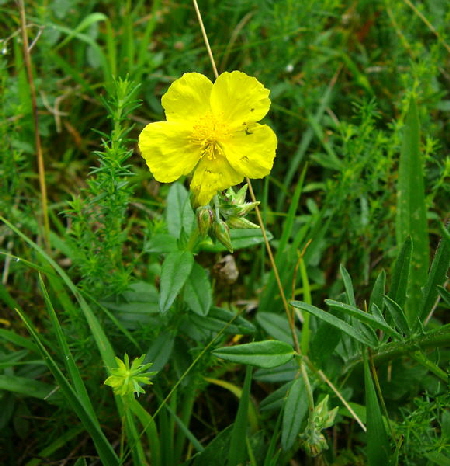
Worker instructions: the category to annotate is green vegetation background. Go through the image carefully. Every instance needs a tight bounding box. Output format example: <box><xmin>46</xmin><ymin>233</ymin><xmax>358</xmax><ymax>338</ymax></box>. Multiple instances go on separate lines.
<box><xmin>0</xmin><ymin>0</ymin><xmax>449</xmax><ymax>465</ymax></box>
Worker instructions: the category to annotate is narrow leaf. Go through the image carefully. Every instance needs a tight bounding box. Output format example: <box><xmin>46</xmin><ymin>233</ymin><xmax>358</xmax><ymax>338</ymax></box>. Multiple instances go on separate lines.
<box><xmin>281</xmin><ymin>376</ymin><xmax>308</xmax><ymax>451</ymax></box>
<box><xmin>291</xmin><ymin>301</ymin><xmax>376</xmax><ymax>347</ymax></box>
<box><xmin>340</xmin><ymin>265</ymin><xmax>356</xmax><ymax>307</ymax></box>
<box><xmin>325</xmin><ymin>300</ymin><xmax>399</xmax><ymax>339</ymax></box>
<box><xmin>383</xmin><ymin>296</ymin><xmax>410</xmax><ymax>336</ymax></box>
<box><xmin>364</xmin><ymin>354</ymin><xmax>390</xmax><ymax>465</ymax></box>
<box><xmin>213</xmin><ymin>340</ymin><xmax>295</xmax><ymax>368</ymax></box>
<box><xmin>159</xmin><ymin>251</ymin><xmax>194</xmax><ymax>312</ymax></box>
<box><xmin>396</xmin><ymin>97</ymin><xmax>429</xmax><ymax>323</ymax></box>
<box><xmin>228</xmin><ymin>366</ymin><xmax>252</xmax><ymax>466</ymax></box>
<box><xmin>389</xmin><ymin>236</ymin><xmax>412</xmax><ymax>309</ymax></box>
<box><xmin>369</xmin><ymin>270</ymin><xmax>386</xmax><ymax>315</ymax></box>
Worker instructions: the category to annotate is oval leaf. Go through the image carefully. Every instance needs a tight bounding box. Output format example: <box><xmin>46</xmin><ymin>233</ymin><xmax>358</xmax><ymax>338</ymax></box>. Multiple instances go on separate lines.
<box><xmin>159</xmin><ymin>251</ymin><xmax>194</xmax><ymax>312</ymax></box>
<box><xmin>213</xmin><ymin>340</ymin><xmax>295</xmax><ymax>368</ymax></box>
<box><xmin>184</xmin><ymin>263</ymin><xmax>212</xmax><ymax>316</ymax></box>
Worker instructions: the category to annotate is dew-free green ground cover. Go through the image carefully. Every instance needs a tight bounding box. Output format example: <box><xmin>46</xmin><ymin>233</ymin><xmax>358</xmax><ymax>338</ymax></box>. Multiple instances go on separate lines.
<box><xmin>0</xmin><ymin>0</ymin><xmax>449</xmax><ymax>464</ymax></box>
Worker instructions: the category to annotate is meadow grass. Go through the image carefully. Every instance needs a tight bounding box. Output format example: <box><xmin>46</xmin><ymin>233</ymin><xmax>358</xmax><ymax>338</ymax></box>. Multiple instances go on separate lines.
<box><xmin>0</xmin><ymin>0</ymin><xmax>449</xmax><ymax>464</ymax></box>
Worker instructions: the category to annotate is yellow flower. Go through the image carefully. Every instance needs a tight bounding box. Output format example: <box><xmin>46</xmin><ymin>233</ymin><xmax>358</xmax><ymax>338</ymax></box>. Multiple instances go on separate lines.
<box><xmin>138</xmin><ymin>71</ymin><xmax>277</xmax><ymax>206</ymax></box>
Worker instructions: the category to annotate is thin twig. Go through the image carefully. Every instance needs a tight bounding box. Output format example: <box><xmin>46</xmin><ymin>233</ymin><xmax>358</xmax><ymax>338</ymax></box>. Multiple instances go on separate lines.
<box><xmin>401</xmin><ymin>0</ymin><xmax>450</xmax><ymax>54</ymax></box>
<box><xmin>18</xmin><ymin>0</ymin><xmax>50</xmax><ymax>251</ymax></box>
<box><xmin>192</xmin><ymin>0</ymin><xmax>219</xmax><ymax>78</ymax></box>
<box><xmin>313</xmin><ymin>364</ymin><xmax>367</xmax><ymax>432</ymax></box>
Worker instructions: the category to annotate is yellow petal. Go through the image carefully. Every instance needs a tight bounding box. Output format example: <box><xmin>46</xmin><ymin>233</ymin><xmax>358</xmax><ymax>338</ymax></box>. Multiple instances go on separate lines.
<box><xmin>138</xmin><ymin>121</ymin><xmax>200</xmax><ymax>182</ymax></box>
<box><xmin>162</xmin><ymin>73</ymin><xmax>213</xmax><ymax>124</ymax></box>
<box><xmin>210</xmin><ymin>71</ymin><xmax>271</xmax><ymax>127</ymax></box>
<box><xmin>223</xmin><ymin>123</ymin><xmax>277</xmax><ymax>178</ymax></box>
<box><xmin>190</xmin><ymin>156</ymin><xmax>244</xmax><ymax>206</ymax></box>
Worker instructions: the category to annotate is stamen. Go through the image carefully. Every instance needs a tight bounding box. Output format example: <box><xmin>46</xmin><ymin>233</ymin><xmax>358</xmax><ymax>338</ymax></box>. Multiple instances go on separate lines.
<box><xmin>191</xmin><ymin>112</ymin><xmax>230</xmax><ymax>159</ymax></box>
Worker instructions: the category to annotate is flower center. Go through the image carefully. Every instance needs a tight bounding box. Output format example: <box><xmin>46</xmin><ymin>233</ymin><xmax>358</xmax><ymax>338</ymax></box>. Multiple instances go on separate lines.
<box><xmin>191</xmin><ymin>113</ymin><xmax>230</xmax><ymax>160</ymax></box>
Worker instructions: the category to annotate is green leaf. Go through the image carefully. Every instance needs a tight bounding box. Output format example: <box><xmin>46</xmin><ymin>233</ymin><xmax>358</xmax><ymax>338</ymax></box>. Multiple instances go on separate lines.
<box><xmin>184</xmin><ymin>263</ymin><xmax>212</xmax><ymax>316</ymax></box>
<box><xmin>213</xmin><ymin>340</ymin><xmax>295</xmax><ymax>368</ymax></box>
<box><xmin>145</xmin><ymin>233</ymin><xmax>178</xmax><ymax>253</ymax></box>
<box><xmin>418</xmin><ymin>226</ymin><xmax>450</xmax><ymax>328</ymax></box>
<box><xmin>389</xmin><ymin>236</ymin><xmax>412</xmax><ymax>310</ymax></box>
<box><xmin>167</xmin><ymin>183</ymin><xmax>195</xmax><ymax>239</ymax></box>
<box><xmin>15</xmin><ymin>309</ymin><xmax>120</xmax><ymax>466</ymax></box>
<box><xmin>424</xmin><ymin>451</ymin><xmax>450</xmax><ymax>466</ymax></box>
<box><xmin>325</xmin><ymin>299</ymin><xmax>400</xmax><ymax>339</ymax></box>
<box><xmin>256</xmin><ymin>312</ymin><xmax>299</xmax><ymax>345</ymax></box>
<box><xmin>39</xmin><ymin>275</ymin><xmax>96</xmax><ymax>418</ymax></box>
<box><xmin>396</xmin><ymin>97</ymin><xmax>429</xmax><ymax>323</ymax></box>
<box><xmin>281</xmin><ymin>376</ymin><xmax>308</xmax><ymax>450</ymax></box>
<box><xmin>291</xmin><ymin>301</ymin><xmax>377</xmax><ymax>347</ymax></box>
<box><xmin>159</xmin><ymin>251</ymin><xmax>194</xmax><ymax>312</ymax></box>
<box><xmin>369</xmin><ymin>270</ymin><xmax>386</xmax><ymax>315</ymax></box>
<box><xmin>383</xmin><ymin>296</ymin><xmax>411</xmax><ymax>336</ymax></box>
<box><xmin>364</xmin><ymin>354</ymin><xmax>390</xmax><ymax>466</ymax></box>
<box><xmin>260</xmin><ymin>381</ymin><xmax>294</xmax><ymax>412</ymax></box>
<box><xmin>0</xmin><ymin>375</ymin><xmax>60</xmax><ymax>404</ymax></box>
<box><xmin>439</xmin><ymin>286</ymin><xmax>450</xmax><ymax>307</ymax></box>
<box><xmin>228</xmin><ymin>366</ymin><xmax>252</xmax><ymax>466</ymax></box>
<box><xmin>340</xmin><ymin>265</ymin><xmax>356</xmax><ymax>307</ymax></box>
<box><xmin>188</xmin><ymin>307</ymin><xmax>255</xmax><ymax>335</ymax></box>
<box><xmin>0</xmin><ymin>329</ymin><xmax>38</xmax><ymax>353</ymax></box>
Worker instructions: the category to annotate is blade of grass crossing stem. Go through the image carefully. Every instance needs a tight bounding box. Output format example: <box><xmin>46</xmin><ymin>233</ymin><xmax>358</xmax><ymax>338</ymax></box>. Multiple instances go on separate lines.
<box><xmin>228</xmin><ymin>366</ymin><xmax>253</xmax><ymax>466</ymax></box>
<box><xmin>364</xmin><ymin>353</ymin><xmax>390</xmax><ymax>465</ymax></box>
<box><xmin>38</xmin><ymin>275</ymin><xmax>96</xmax><ymax>418</ymax></box>
<box><xmin>396</xmin><ymin>97</ymin><xmax>429</xmax><ymax>325</ymax></box>
<box><xmin>15</xmin><ymin>308</ymin><xmax>120</xmax><ymax>466</ymax></box>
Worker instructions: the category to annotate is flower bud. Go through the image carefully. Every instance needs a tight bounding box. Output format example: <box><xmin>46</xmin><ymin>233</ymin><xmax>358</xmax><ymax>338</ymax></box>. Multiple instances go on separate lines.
<box><xmin>226</xmin><ymin>216</ymin><xmax>259</xmax><ymax>229</ymax></box>
<box><xmin>212</xmin><ymin>220</ymin><xmax>233</xmax><ymax>252</ymax></box>
<box><xmin>196</xmin><ymin>206</ymin><xmax>214</xmax><ymax>236</ymax></box>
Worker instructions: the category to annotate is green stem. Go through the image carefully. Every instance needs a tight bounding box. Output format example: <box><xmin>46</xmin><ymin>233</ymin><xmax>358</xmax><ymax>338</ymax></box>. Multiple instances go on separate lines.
<box><xmin>344</xmin><ymin>325</ymin><xmax>450</xmax><ymax>374</ymax></box>
<box><xmin>299</xmin><ymin>258</ymin><xmax>311</xmax><ymax>355</ymax></box>
<box><xmin>412</xmin><ymin>351</ymin><xmax>448</xmax><ymax>382</ymax></box>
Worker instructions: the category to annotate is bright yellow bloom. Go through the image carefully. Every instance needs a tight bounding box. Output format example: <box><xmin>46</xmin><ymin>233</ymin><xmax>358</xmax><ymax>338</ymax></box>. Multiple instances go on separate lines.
<box><xmin>138</xmin><ymin>71</ymin><xmax>277</xmax><ymax>206</ymax></box>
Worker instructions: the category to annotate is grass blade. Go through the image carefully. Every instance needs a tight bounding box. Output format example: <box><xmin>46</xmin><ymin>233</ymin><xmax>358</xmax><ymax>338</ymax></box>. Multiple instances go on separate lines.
<box><xmin>396</xmin><ymin>96</ymin><xmax>429</xmax><ymax>323</ymax></box>
<box><xmin>364</xmin><ymin>353</ymin><xmax>390</xmax><ymax>465</ymax></box>
<box><xmin>15</xmin><ymin>308</ymin><xmax>119</xmax><ymax>465</ymax></box>
<box><xmin>228</xmin><ymin>366</ymin><xmax>253</xmax><ymax>466</ymax></box>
